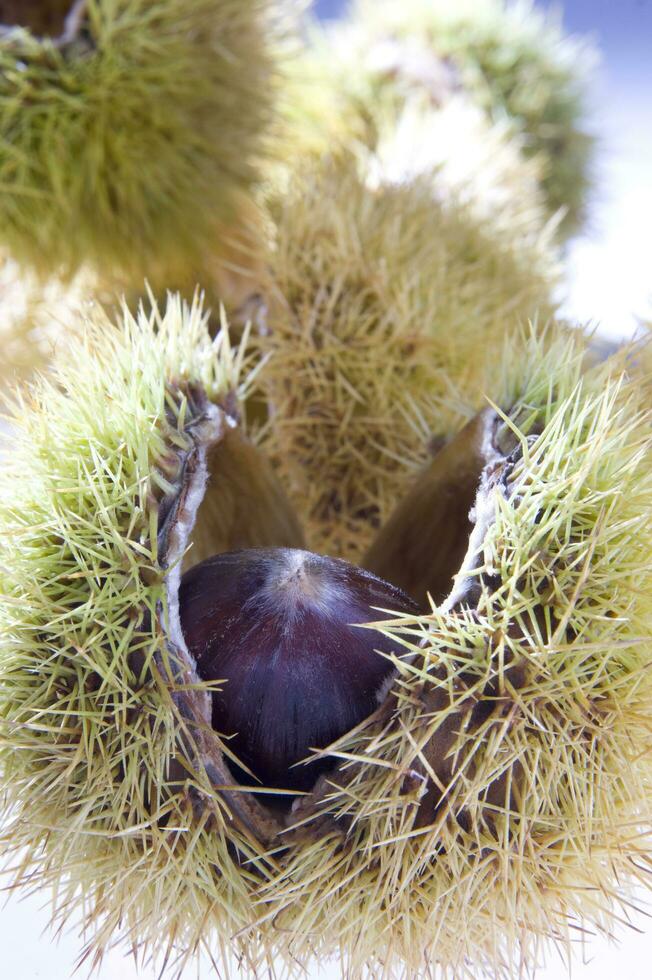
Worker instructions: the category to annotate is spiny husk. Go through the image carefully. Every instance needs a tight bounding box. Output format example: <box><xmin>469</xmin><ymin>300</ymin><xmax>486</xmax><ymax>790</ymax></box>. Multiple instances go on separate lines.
<box><xmin>2</xmin><ymin>302</ymin><xmax>652</xmax><ymax>979</ymax></box>
<box><xmin>0</xmin><ymin>297</ymin><xmax>290</xmax><ymax>975</ymax></box>
<box><xmin>257</xmin><ymin>156</ymin><xmax>559</xmax><ymax>564</ymax></box>
<box><xmin>0</xmin><ymin>0</ymin><xmax>283</xmax><ymax>292</ymax></box>
<box><xmin>367</xmin><ymin>95</ymin><xmax>560</xmax><ymax>251</ymax></box>
<box><xmin>295</xmin><ymin>0</ymin><xmax>594</xmax><ymax>235</ymax></box>
<box><xmin>281</xmin><ymin>39</ymin><xmax>556</xmax><ymax>254</ymax></box>
<box><xmin>261</xmin><ymin>331</ymin><xmax>652</xmax><ymax>979</ymax></box>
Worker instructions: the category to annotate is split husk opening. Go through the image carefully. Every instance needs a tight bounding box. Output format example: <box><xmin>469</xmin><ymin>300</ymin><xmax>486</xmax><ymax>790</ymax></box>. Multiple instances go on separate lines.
<box><xmin>157</xmin><ymin>383</ymin><xmax>526</xmax><ymax>843</ymax></box>
<box><xmin>3</xmin><ymin>303</ymin><xmax>651</xmax><ymax>977</ymax></box>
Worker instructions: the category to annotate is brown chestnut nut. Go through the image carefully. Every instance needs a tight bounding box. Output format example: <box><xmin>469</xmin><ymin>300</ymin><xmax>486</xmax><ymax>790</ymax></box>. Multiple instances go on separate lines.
<box><xmin>179</xmin><ymin>548</ymin><xmax>417</xmax><ymax>796</ymax></box>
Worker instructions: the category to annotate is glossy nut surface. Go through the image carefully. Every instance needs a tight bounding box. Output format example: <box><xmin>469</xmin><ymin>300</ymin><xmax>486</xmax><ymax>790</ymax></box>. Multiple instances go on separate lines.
<box><xmin>179</xmin><ymin>548</ymin><xmax>417</xmax><ymax>794</ymax></box>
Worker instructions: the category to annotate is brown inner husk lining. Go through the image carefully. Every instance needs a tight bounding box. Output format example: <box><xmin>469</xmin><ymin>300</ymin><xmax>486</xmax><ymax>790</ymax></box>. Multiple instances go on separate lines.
<box><xmin>0</xmin><ymin>0</ymin><xmax>82</xmax><ymax>38</ymax></box>
<box><xmin>364</xmin><ymin>410</ymin><xmax>497</xmax><ymax>607</ymax></box>
<box><xmin>156</xmin><ymin>385</ymin><xmax>304</xmax><ymax>842</ymax></box>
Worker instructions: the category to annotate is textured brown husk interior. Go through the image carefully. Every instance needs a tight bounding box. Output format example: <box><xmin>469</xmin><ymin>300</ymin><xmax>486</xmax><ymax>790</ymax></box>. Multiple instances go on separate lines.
<box><xmin>0</xmin><ymin>0</ymin><xmax>82</xmax><ymax>37</ymax></box>
<box><xmin>364</xmin><ymin>411</ymin><xmax>493</xmax><ymax>606</ymax></box>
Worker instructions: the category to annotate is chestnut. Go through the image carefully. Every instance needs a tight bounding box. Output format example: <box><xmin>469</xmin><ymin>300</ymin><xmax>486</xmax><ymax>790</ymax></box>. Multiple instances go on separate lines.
<box><xmin>179</xmin><ymin>548</ymin><xmax>417</xmax><ymax>796</ymax></box>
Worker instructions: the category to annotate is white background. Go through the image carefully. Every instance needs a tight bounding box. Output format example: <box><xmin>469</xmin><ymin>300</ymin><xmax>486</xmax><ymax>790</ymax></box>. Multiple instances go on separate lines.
<box><xmin>3</xmin><ymin>882</ymin><xmax>652</xmax><ymax>979</ymax></box>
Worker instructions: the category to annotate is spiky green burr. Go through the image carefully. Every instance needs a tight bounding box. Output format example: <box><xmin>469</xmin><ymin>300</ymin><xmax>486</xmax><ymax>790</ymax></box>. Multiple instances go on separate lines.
<box><xmin>293</xmin><ymin>0</ymin><xmax>594</xmax><ymax>235</ymax></box>
<box><xmin>262</xmin><ymin>332</ymin><xmax>652</xmax><ymax>977</ymax></box>
<box><xmin>0</xmin><ymin>0</ymin><xmax>281</xmax><ymax>290</ymax></box>
<box><xmin>369</xmin><ymin>93</ymin><xmax>558</xmax><ymax>248</ymax></box>
<box><xmin>0</xmin><ymin>297</ymin><xmax>303</xmax><ymax>973</ymax></box>
<box><xmin>1</xmin><ymin>301</ymin><xmax>652</xmax><ymax>978</ymax></box>
<box><xmin>257</xmin><ymin>155</ymin><xmax>559</xmax><ymax>564</ymax></box>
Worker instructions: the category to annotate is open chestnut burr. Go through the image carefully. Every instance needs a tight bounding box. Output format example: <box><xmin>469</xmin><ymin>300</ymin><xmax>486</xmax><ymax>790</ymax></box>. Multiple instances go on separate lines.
<box><xmin>174</xmin><ymin>406</ymin><xmax>489</xmax><ymax>805</ymax></box>
<box><xmin>155</xmin><ymin>359</ymin><xmax>503</xmax><ymax>835</ymax></box>
<box><xmin>3</xmin><ymin>304</ymin><xmax>651</xmax><ymax>980</ymax></box>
